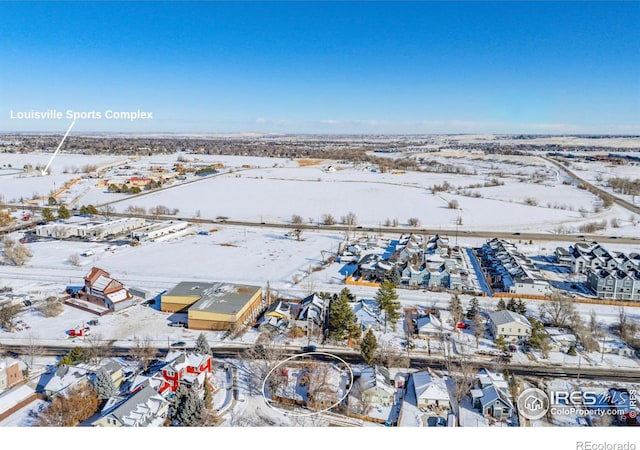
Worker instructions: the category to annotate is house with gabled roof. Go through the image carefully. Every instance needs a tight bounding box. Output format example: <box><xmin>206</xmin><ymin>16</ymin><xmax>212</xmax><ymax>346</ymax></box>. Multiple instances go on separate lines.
<box><xmin>354</xmin><ymin>366</ymin><xmax>396</xmax><ymax>407</ymax></box>
<box><xmin>79</xmin><ymin>267</ymin><xmax>135</xmax><ymax>312</ymax></box>
<box><xmin>93</xmin><ymin>385</ymin><xmax>169</xmax><ymax>427</ymax></box>
<box><xmin>352</xmin><ymin>299</ymin><xmax>383</xmax><ymax>331</ymax></box>
<box><xmin>158</xmin><ymin>351</ymin><xmax>212</xmax><ymax>394</ymax></box>
<box><xmin>488</xmin><ymin>310</ymin><xmax>532</xmax><ymax>343</ymax></box>
<box><xmin>412</xmin><ymin>370</ymin><xmax>451</xmax><ymax>411</ymax></box>
<box><xmin>43</xmin><ymin>365</ymin><xmax>91</xmax><ymax>399</ymax></box>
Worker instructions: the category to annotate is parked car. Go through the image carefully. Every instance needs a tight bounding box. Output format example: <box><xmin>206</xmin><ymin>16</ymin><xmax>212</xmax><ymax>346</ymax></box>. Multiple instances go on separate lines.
<box><xmin>168</xmin><ymin>322</ymin><xmax>185</xmax><ymax>328</ymax></box>
<box><xmin>171</xmin><ymin>341</ymin><xmax>187</xmax><ymax>348</ymax></box>
<box><xmin>301</xmin><ymin>345</ymin><xmax>317</xmax><ymax>352</ymax></box>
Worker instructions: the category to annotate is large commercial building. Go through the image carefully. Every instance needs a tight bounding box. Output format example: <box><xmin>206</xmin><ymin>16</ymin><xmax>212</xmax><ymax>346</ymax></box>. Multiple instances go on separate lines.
<box><xmin>36</xmin><ymin>218</ymin><xmax>146</xmax><ymax>240</ymax></box>
<box><xmin>161</xmin><ymin>282</ymin><xmax>263</xmax><ymax>331</ymax></box>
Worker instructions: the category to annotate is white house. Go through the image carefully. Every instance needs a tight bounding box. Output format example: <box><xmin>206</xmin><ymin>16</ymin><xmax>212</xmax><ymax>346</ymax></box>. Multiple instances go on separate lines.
<box><xmin>412</xmin><ymin>370</ymin><xmax>451</xmax><ymax>412</ymax></box>
<box><xmin>488</xmin><ymin>310</ymin><xmax>532</xmax><ymax>343</ymax></box>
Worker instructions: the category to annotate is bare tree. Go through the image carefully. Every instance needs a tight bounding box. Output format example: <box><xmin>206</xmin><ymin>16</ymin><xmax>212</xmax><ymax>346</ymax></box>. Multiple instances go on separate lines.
<box><xmin>100</xmin><ymin>204</ymin><xmax>116</xmax><ymax>219</ymax></box>
<box><xmin>321</xmin><ymin>213</ymin><xmax>336</xmax><ymax>225</ymax></box>
<box><xmin>340</xmin><ymin>212</ymin><xmax>357</xmax><ymax>226</ymax></box>
<box><xmin>447</xmin><ymin>199</ymin><xmax>460</xmax><ymax>209</ymax></box>
<box><xmin>375</xmin><ymin>342</ymin><xmax>410</xmax><ymax>369</ymax></box>
<box><xmin>68</xmin><ymin>253</ymin><xmax>81</xmax><ymax>267</ymax></box>
<box><xmin>539</xmin><ymin>295</ymin><xmax>575</xmax><ymax>328</ymax></box>
<box><xmin>291</xmin><ymin>214</ymin><xmax>304</xmax><ymax>225</ymax></box>
<box><xmin>407</xmin><ymin>217</ymin><xmax>420</xmax><ymax>227</ymax></box>
<box><xmin>38</xmin><ymin>296</ymin><xmax>64</xmax><ymax>317</ymax></box>
<box><xmin>131</xmin><ymin>336</ymin><xmax>157</xmax><ymax>371</ymax></box>
<box><xmin>86</xmin><ymin>332</ymin><xmax>111</xmax><ymax>364</ymax></box>
<box><xmin>472</xmin><ymin>312</ymin><xmax>485</xmax><ymax>348</ymax></box>
<box><xmin>2</xmin><ymin>239</ymin><xmax>32</xmax><ymax>265</ymax></box>
<box><xmin>25</xmin><ymin>333</ymin><xmax>44</xmax><ymax>370</ymax></box>
<box><xmin>0</xmin><ymin>303</ymin><xmax>22</xmax><ymax>331</ymax></box>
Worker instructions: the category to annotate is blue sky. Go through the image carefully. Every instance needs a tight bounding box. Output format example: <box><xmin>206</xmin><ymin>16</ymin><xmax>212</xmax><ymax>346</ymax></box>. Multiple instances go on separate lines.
<box><xmin>0</xmin><ymin>1</ymin><xmax>638</xmax><ymax>134</ymax></box>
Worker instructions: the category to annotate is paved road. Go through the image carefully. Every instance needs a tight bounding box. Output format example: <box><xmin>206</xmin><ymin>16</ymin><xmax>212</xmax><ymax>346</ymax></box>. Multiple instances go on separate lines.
<box><xmin>540</xmin><ymin>155</ymin><xmax>640</xmax><ymax>216</ymax></box>
<box><xmin>3</xmin><ymin>203</ymin><xmax>639</xmax><ymax>244</ymax></box>
<box><xmin>4</xmin><ymin>343</ymin><xmax>637</xmax><ymax>382</ymax></box>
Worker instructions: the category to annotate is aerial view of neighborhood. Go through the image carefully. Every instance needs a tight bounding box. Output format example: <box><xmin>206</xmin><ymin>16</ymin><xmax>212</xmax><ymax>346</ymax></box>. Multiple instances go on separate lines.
<box><xmin>0</xmin><ymin>1</ymin><xmax>638</xmax><ymax>443</ymax></box>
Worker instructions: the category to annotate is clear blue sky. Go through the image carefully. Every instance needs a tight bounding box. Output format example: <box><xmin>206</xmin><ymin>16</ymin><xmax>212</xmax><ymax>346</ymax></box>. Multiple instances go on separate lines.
<box><xmin>0</xmin><ymin>1</ymin><xmax>638</xmax><ymax>134</ymax></box>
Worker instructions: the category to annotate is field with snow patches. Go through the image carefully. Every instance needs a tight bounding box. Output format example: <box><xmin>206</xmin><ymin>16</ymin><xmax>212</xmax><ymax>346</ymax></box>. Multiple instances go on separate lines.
<box><xmin>0</xmin><ymin>153</ymin><xmax>127</xmax><ymax>203</ymax></box>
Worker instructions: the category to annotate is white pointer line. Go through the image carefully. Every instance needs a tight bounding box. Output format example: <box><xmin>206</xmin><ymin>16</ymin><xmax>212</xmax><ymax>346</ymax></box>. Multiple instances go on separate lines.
<box><xmin>41</xmin><ymin>119</ymin><xmax>76</xmax><ymax>176</ymax></box>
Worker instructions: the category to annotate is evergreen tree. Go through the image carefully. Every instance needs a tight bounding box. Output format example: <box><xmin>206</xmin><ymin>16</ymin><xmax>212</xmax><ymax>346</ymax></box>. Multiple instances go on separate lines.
<box><xmin>173</xmin><ymin>385</ymin><xmax>203</xmax><ymax>426</ymax></box>
<box><xmin>57</xmin><ymin>204</ymin><xmax>71</xmax><ymax>220</ymax></box>
<box><xmin>328</xmin><ymin>289</ymin><xmax>361</xmax><ymax>341</ymax></box>
<box><xmin>41</xmin><ymin>208</ymin><xmax>54</xmax><ymax>222</ymax></box>
<box><xmin>506</xmin><ymin>297</ymin><xmax>518</xmax><ymax>312</ymax></box>
<box><xmin>360</xmin><ymin>329</ymin><xmax>378</xmax><ymax>366</ymax></box>
<box><xmin>86</xmin><ymin>204</ymin><xmax>98</xmax><ymax>215</ymax></box>
<box><xmin>466</xmin><ymin>296</ymin><xmax>480</xmax><ymax>319</ymax></box>
<box><xmin>496</xmin><ymin>298</ymin><xmax>507</xmax><ymax>311</ymax></box>
<box><xmin>528</xmin><ymin>317</ymin><xmax>551</xmax><ymax>358</ymax></box>
<box><xmin>338</xmin><ymin>287</ymin><xmax>355</xmax><ymax>303</ymax></box>
<box><xmin>516</xmin><ymin>299</ymin><xmax>527</xmax><ymax>316</ymax></box>
<box><xmin>449</xmin><ymin>294</ymin><xmax>463</xmax><ymax>326</ymax></box>
<box><xmin>195</xmin><ymin>333</ymin><xmax>211</xmax><ymax>355</ymax></box>
<box><xmin>388</xmin><ymin>266</ymin><xmax>401</xmax><ymax>287</ymax></box>
<box><xmin>93</xmin><ymin>368</ymin><xmax>117</xmax><ymax>400</ymax></box>
<box><xmin>375</xmin><ymin>280</ymin><xmax>401</xmax><ymax>332</ymax></box>
<box><xmin>79</xmin><ymin>205</ymin><xmax>88</xmax><ymax>215</ymax></box>
<box><xmin>494</xmin><ymin>335</ymin><xmax>508</xmax><ymax>353</ymax></box>
<box><xmin>203</xmin><ymin>377</ymin><xmax>213</xmax><ymax>410</ymax></box>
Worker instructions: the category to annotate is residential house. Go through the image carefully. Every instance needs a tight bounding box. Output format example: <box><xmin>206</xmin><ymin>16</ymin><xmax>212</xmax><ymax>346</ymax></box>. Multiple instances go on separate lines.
<box><xmin>401</xmin><ymin>265</ymin><xmax>428</xmax><ymax>286</ymax></box>
<box><xmin>296</xmin><ymin>294</ymin><xmax>329</xmax><ymax>328</ymax></box>
<box><xmin>259</xmin><ymin>300</ymin><xmax>291</xmax><ymax>333</ymax></box>
<box><xmin>93</xmin><ymin>385</ymin><xmax>169</xmax><ymax>427</ymax></box>
<box><xmin>0</xmin><ymin>358</ymin><xmax>24</xmax><ymax>392</ymax></box>
<box><xmin>546</xmin><ymin>328</ymin><xmax>577</xmax><ymax>353</ymax></box>
<box><xmin>43</xmin><ymin>365</ymin><xmax>91</xmax><ymax>399</ymax></box>
<box><xmin>351</xmin><ymin>299</ymin><xmax>383</xmax><ymax>332</ymax></box>
<box><xmin>415</xmin><ymin>313</ymin><xmax>448</xmax><ymax>338</ymax></box>
<box><xmin>412</xmin><ymin>370</ymin><xmax>451</xmax><ymax>412</ymax></box>
<box><xmin>471</xmin><ymin>369</ymin><xmax>514</xmax><ymax>419</ymax></box>
<box><xmin>473</xmin><ymin>385</ymin><xmax>514</xmax><ymax>419</ymax></box>
<box><xmin>588</xmin><ymin>268</ymin><xmax>640</xmax><ymax>302</ymax></box>
<box><xmin>158</xmin><ymin>352</ymin><xmax>212</xmax><ymax>394</ymax></box>
<box><xmin>79</xmin><ymin>267</ymin><xmax>135</xmax><ymax>312</ymax></box>
<box><xmin>488</xmin><ymin>310</ymin><xmax>532</xmax><ymax>344</ymax></box>
<box><xmin>356</xmin><ymin>366</ymin><xmax>396</xmax><ymax>407</ymax></box>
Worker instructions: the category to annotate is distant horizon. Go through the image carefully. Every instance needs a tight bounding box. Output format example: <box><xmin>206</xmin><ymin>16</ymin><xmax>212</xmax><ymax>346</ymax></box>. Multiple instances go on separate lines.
<box><xmin>2</xmin><ymin>130</ymin><xmax>640</xmax><ymax>139</ymax></box>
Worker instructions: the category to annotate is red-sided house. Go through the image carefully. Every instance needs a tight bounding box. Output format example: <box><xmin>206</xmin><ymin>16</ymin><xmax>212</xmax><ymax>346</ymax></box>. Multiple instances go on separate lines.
<box><xmin>158</xmin><ymin>352</ymin><xmax>212</xmax><ymax>394</ymax></box>
<box><xmin>79</xmin><ymin>267</ymin><xmax>136</xmax><ymax>312</ymax></box>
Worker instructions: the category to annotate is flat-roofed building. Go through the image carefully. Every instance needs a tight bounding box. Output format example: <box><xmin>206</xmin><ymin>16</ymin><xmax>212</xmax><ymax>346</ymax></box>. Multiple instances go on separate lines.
<box><xmin>161</xmin><ymin>282</ymin><xmax>262</xmax><ymax>331</ymax></box>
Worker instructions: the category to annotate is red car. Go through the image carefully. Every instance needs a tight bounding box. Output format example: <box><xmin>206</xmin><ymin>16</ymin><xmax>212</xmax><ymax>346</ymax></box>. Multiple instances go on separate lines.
<box><xmin>456</xmin><ymin>322</ymin><xmax>469</xmax><ymax>329</ymax></box>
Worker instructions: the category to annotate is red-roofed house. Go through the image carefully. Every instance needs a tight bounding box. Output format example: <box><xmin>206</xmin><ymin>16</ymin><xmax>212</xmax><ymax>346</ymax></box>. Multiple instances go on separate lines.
<box><xmin>79</xmin><ymin>267</ymin><xmax>135</xmax><ymax>312</ymax></box>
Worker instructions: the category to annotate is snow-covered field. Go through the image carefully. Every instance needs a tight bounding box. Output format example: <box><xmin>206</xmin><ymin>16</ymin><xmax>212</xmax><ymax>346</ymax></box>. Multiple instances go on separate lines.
<box><xmin>0</xmin><ymin>153</ymin><xmax>127</xmax><ymax>203</ymax></box>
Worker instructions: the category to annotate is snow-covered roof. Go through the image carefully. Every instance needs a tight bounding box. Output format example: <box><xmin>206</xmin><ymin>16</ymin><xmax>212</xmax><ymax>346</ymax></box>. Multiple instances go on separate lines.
<box><xmin>44</xmin><ymin>365</ymin><xmax>90</xmax><ymax>395</ymax></box>
<box><xmin>102</xmin><ymin>385</ymin><xmax>168</xmax><ymax>427</ymax></box>
<box><xmin>92</xmin><ymin>275</ymin><xmax>111</xmax><ymax>292</ymax></box>
<box><xmin>416</xmin><ymin>314</ymin><xmax>444</xmax><ymax>333</ymax></box>
<box><xmin>413</xmin><ymin>371</ymin><xmax>450</xmax><ymax>403</ymax></box>
<box><xmin>359</xmin><ymin>367</ymin><xmax>395</xmax><ymax>395</ymax></box>
<box><xmin>488</xmin><ymin>310</ymin><xmax>531</xmax><ymax>329</ymax></box>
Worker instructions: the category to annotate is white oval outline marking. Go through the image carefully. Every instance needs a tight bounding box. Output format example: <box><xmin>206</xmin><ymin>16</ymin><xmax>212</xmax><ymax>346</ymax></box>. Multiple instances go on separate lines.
<box><xmin>261</xmin><ymin>351</ymin><xmax>354</xmax><ymax>417</ymax></box>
